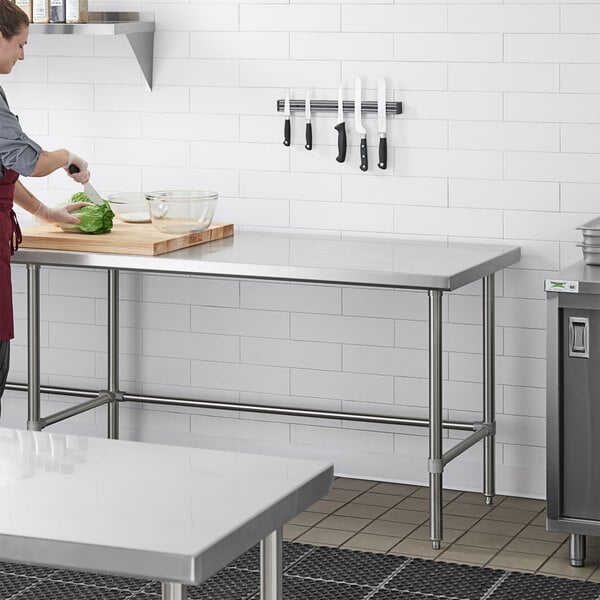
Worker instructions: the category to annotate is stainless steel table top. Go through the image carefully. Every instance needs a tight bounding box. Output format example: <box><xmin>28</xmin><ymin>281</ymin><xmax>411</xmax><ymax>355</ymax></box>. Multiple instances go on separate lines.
<box><xmin>548</xmin><ymin>261</ymin><xmax>600</xmax><ymax>295</ymax></box>
<box><xmin>13</xmin><ymin>230</ymin><xmax>521</xmax><ymax>291</ymax></box>
<box><xmin>0</xmin><ymin>429</ymin><xmax>332</xmax><ymax>584</ymax></box>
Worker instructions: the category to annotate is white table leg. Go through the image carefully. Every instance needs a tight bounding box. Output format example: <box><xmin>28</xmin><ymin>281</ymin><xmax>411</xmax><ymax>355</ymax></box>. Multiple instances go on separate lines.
<box><xmin>162</xmin><ymin>582</ymin><xmax>186</xmax><ymax>599</ymax></box>
<box><xmin>260</xmin><ymin>527</ymin><xmax>282</xmax><ymax>600</ymax></box>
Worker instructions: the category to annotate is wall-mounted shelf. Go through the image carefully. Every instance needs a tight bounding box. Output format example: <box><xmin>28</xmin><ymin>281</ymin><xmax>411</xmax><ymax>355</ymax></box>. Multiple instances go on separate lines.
<box><xmin>277</xmin><ymin>99</ymin><xmax>402</xmax><ymax>115</ymax></box>
<box><xmin>30</xmin><ymin>12</ymin><xmax>155</xmax><ymax>90</ymax></box>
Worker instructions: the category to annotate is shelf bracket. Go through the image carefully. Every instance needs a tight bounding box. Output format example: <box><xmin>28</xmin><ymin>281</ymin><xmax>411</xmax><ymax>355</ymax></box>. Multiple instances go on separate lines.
<box><xmin>126</xmin><ymin>31</ymin><xmax>154</xmax><ymax>91</ymax></box>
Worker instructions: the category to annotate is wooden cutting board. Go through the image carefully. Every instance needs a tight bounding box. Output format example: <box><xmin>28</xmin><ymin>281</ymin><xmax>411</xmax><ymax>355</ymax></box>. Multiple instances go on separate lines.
<box><xmin>20</xmin><ymin>220</ymin><xmax>234</xmax><ymax>256</ymax></box>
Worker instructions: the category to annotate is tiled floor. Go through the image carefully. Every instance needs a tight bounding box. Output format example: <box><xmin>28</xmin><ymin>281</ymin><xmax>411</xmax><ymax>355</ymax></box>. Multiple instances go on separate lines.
<box><xmin>283</xmin><ymin>477</ymin><xmax>600</xmax><ymax>582</ymax></box>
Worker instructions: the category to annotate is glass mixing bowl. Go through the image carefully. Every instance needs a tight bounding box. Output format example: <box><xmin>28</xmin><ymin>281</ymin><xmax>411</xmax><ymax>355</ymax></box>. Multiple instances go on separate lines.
<box><xmin>107</xmin><ymin>192</ymin><xmax>150</xmax><ymax>223</ymax></box>
<box><xmin>145</xmin><ymin>190</ymin><xmax>218</xmax><ymax>234</ymax></box>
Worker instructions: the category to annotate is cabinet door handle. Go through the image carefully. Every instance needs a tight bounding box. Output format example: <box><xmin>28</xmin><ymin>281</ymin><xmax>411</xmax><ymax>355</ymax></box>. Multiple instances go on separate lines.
<box><xmin>569</xmin><ymin>317</ymin><xmax>590</xmax><ymax>359</ymax></box>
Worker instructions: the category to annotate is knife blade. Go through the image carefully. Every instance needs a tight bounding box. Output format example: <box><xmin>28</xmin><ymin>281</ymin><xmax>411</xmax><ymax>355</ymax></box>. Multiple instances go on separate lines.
<box><xmin>377</xmin><ymin>78</ymin><xmax>387</xmax><ymax>170</ymax></box>
<box><xmin>305</xmin><ymin>89</ymin><xmax>312</xmax><ymax>150</ymax></box>
<box><xmin>354</xmin><ymin>78</ymin><xmax>368</xmax><ymax>172</ymax></box>
<box><xmin>68</xmin><ymin>165</ymin><xmax>104</xmax><ymax>205</ymax></box>
<box><xmin>334</xmin><ymin>83</ymin><xmax>346</xmax><ymax>163</ymax></box>
<box><xmin>283</xmin><ymin>92</ymin><xmax>291</xmax><ymax>147</ymax></box>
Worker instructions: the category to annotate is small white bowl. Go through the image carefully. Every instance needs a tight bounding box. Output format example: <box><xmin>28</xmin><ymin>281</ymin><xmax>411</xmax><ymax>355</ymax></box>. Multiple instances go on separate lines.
<box><xmin>107</xmin><ymin>192</ymin><xmax>150</xmax><ymax>223</ymax></box>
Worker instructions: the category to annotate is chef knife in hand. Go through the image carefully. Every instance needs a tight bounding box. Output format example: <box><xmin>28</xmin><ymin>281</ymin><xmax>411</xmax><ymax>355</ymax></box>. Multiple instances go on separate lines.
<box><xmin>354</xmin><ymin>78</ymin><xmax>368</xmax><ymax>171</ymax></box>
<box><xmin>377</xmin><ymin>78</ymin><xmax>387</xmax><ymax>170</ymax></box>
<box><xmin>305</xmin><ymin>89</ymin><xmax>312</xmax><ymax>150</ymax></box>
<box><xmin>283</xmin><ymin>92</ymin><xmax>291</xmax><ymax>146</ymax></box>
<box><xmin>68</xmin><ymin>165</ymin><xmax>104</xmax><ymax>205</ymax></box>
<box><xmin>334</xmin><ymin>83</ymin><xmax>347</xmax><ymax>163</ymax></box>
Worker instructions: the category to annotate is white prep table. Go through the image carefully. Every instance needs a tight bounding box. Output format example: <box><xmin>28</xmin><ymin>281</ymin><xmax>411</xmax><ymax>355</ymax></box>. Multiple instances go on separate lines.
<box><xmin>0</xmin><ymin>428</ymin><xmax>333</xmax><ymax>600</ymax></box>
<box><xmin>10</xmin><ymin>230</ymin><xmax>521</xmax><ymax>548</ymax></box>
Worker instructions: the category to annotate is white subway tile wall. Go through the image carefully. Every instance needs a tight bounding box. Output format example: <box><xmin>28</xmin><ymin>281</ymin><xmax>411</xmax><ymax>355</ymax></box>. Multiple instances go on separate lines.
<box><xmin>6</xmin><ymin>0</ymin><xmax>595</xmax><ymax>499</ymax></box>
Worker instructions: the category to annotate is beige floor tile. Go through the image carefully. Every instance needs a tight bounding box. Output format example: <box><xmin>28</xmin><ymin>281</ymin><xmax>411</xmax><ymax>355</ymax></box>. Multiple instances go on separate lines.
<box><xmin>585</xmin><ymin>536</ymin><xmax>600</xmax><ymax>548</ymax></box>
<box><xmin>500</xmin><ymin>496</ymin><xmax>546</xmax><ymax>513</ymax></box>
<box><xmin>323</xmin><ymin>488</ymin><xmax>363</xmax><ymax>503</ymax></box>
<box><xmin>517</xmin><ymin>524</ymin><xmax>568</xmax><ymax>543</ymax></box>
<box><xmin>333</xmin><ymin>477</ymin><xmax>377</xmax><ymax>492</ymax></box>
<box><xmin>342</xmin><ymin>532</ymin><xmax>400</xmax><ymax>553</ymax></box>
<box><xmin>395</xmin><ymin>497</ymin><xmax>430</xmax><ymax>513</ymax></box>
<box><xmin>470</xmin><ymin>519</ymin><xmax>525</xmax><ymax>537</ymax></box>
<box><xmin>409</xmin><ymin>525</ymin><xmax>464</xmax><ymax>544</ymax></box>
<box><xmin>355</xmin><ymin>492</ymin><xmax>404</xmax><ymax>508</ymax></box>
<box><xmin>443</xmin><ymin>501</ymin><xmax>492</xmax><ymax>519</ymax></box>
<box><xmin>296</xmin><ymin>527</ymin><xmax>354</xmax><ymax>547</ymax></box>
<box><xmin>587</xmin><ymin>566</ymin><xmax>600</xmax><ymax>582</ymax></box>
<box><xmin>412</xmin><ymin>487</ymin><xmax>462</xmax><ymax>502</ymax></box>
<box><xmin>370</xmin><ymin>482</ymin><xmax>420</xmax><ymax>496</ymax></box>
<box><xmin>553</xmin><ymin>542</ymin><xmax>600</xmax><ymax>566</ymax></box>
<box><xmin>503</xmin><ymin>537</ymin><xmax>561</xmax><ymax>557</ymax></box>
<box><xmin>307</xmin><ymin>499</ymin><xmax>345</xmax><ymax>514</ymax></box>
<box><xmin>382</xmin><ymin>508</ymin><xmax>429</xmax><ymax>525</ymax></box>
<box><xmin>424</xmin><ymin>514</ymin><xmax>479</xmax><ymax>531</ymax></box>
<box><xmin>538</xmin><ymin>557</ymin><xmax>595</xmax><ymax>580</ymax></box>
<box><xmin>454</xmin><ymin>531</ymin><xmax>511</xmax><ymax>550</ymax></box>
<box><xmin>438</xmin><ymin>544</ymin><xmax>497</xmax><ymax>566</ymax></box>
<box><xmin>317</xmin><ymin>515</ymin><xmax>371</xmax><ymax>532</ymax></box>
<box><xmin>389</xmin><ymin>538</ymin><xmax>444</xmax><ymax>560</ymax></box>
<box><xmin>334</xmin><ymin>503</ymin><xmax>389</xmax><ymax>519</ymax></box>
<box><xmin>487</xmin><ymin>550</ymin><xmax>547</xmax><ymax>571</ymax></box>
<box><xmin>455</xmin><ymin>491</ymin><xmax>505</xmax><ymax>506</ymax></box>
<box><xmin>485</xmin><ymin>506</ymin><xmax>539</xmax><ymax>525</ymax></box>
<box><xmin>283</xmin><ymin>524</ymin><xmax>309</xmax><ymax>541</ymax></box>
<box><xmin>530</xmin><ymin>512</ymin><xmax>546</xmax><ymax>526</ymax></box>
<box><xmin>287</xmin><ymin>511</ymin><xmax>327</xmax><ymax>527</ymax></box>
<box><xmin>362</xmin><ymin>520</ymin><xmax>419</xmax><ymax>539</ymax></box>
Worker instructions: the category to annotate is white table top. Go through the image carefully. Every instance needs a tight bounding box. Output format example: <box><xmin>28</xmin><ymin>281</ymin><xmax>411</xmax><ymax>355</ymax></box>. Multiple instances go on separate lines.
<box><xmin>0</xmin><ymin>429</ymin><xmax>333</xmax><ymax>584</ymax></box>
<box><xmin>13</xmin><ymin>230</ymin><xmax>521</xmax><ymax>291</ymax></box>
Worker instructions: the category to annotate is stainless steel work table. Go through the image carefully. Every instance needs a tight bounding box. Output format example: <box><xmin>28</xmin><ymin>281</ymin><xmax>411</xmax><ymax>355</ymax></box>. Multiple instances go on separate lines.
<box><xmin>10</xmin><ymin>230</ymin><xmax>521</xmax><ymax>548</ymax></box>
<box><xmin>0</xmin><ymin>428</ymin><xmax>332</xmax><ymax>600</ymax></box>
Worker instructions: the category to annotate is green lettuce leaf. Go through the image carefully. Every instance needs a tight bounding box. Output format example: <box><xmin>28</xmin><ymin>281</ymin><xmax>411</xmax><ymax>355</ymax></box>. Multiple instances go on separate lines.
<box><xmin>66</xmin><ymin>192</ymin><xmax>114</xmax><ymax>234</ymax></box>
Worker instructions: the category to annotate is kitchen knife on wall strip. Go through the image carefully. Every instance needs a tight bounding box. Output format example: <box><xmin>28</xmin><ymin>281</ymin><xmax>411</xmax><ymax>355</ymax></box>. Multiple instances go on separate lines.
<box><xmin>283</xmin><ymin>93</ymin><xmax>291</xmax><ymax>146</ymax></box>
<box><xmin>334</xmin><ymin>83</ymin><xmax>347</xmax><ymax>163</ymax></box>
<box><xmin>377</xmin><ymin>78</ymin><xmax>387</xmax><ymax>170</ymax></box>
<box><xmin>68</xmin><ymin>165</ymin><xmax>104</xmax><ymax>205</ymax></box>
<box><xmin>305</xmin><ymin>89</ymin><xmax>312</xmax><ymax>150</ymax></box>
<box><xmin>354</xmin><ymin>78</ymin><xmax>368</xmax><ymax>172</ymax></box>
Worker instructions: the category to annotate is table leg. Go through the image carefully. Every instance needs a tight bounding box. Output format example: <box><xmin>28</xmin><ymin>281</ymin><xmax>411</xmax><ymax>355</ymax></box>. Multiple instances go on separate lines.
<box><xmin>161</xmin><ymin>582</ymin><xmax>187</xmax><ymax>599</ymax></box>
<box><xmin>26</xmin><ymin>264</ymin><xmax>42</xmax><ymax>432</ymax></box>
<box><xmin>428</xmin><ymin>290</ymin><xmax>443</xmax><ymax>549</ymax></box>
<box><xmin>483</xmin><ymin>274</ymin><xmax>495</xmax><ymax>505</ymax></box>
<box><xmin>260</xmin><ymin>527</ymin><xmax>282</xmax><ymax>600</ymax></box>
<box><xmin>107</xmin><ymin>269</ymin><xmax>119</xmax><ymax>439</ymax></box>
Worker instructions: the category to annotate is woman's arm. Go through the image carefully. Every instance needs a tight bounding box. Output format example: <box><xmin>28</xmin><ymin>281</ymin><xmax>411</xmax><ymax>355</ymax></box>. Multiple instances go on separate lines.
<box><xmin>13</xmin><ymin>180</ymin><xmax>42</xmax><ymax>213</ymax></box>
<box><xmin>13</xmin><ymin>181</ymin><xmax>87</xmax><ymax>224</ymax></box>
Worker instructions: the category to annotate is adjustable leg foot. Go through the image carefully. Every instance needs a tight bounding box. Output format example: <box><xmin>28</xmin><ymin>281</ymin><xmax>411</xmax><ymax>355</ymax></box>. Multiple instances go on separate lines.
<box><xmin>569</xmin><ymin>533</ymin><xmax>586</xmax><ymax>567</ymax></box>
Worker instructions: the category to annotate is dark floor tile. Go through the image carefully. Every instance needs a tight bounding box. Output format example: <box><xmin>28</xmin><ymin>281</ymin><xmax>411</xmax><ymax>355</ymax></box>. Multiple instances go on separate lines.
<box><xmin>385</xmin><ymin>558</ymin><xmax>503</xmax><ymax>600</ymax></box>
<box><xmin>227</xmin><ymin>541</ymin><xmax>314</xmax><ymax>572</ymax></box>
<box><xmin>49</xmin><ymin>569</ymin><xmax>148</xmax><ymax>591</ymax></box>
<box><xmin>287</xmin><ymin>545</ymin><xmax>406</xmax><ymax>586</ymax></box>
<box><xmin>0</xmin><ymin>572</ymin><xmax>38</xmax><ymax>599</ymax></box>
<box><xmin>281</xmin><ymin>576</ymin><xmax>371</xmax><ymax>600</ymax></box>
<box><xmin>14</xmin><ymin>580</ymin><xmax>132</xmax><ymax>599</ymax></box>
<box><xmin>489</xmin><ymin>571</ymin><xmax>600</xmax><ymax>600</ymax></box>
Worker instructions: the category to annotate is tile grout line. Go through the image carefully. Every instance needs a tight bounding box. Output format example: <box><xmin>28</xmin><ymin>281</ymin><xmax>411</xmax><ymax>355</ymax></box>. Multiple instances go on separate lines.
<box><xmin>480</xmin><ymin>570</ymin><xmax>511</xmax><ymax>600</ymax></box>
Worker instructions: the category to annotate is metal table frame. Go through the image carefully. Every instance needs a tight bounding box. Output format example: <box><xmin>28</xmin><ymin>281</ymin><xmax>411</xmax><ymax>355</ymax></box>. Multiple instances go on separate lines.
<box><xmin>9</xmin><ymin>233</ymin><xmax>520</xmax><ymax>550</ymax></box>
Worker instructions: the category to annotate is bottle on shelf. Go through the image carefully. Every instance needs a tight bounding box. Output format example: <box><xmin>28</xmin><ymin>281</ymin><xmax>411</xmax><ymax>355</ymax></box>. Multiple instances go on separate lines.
<box><xmin>32</xmin><ymin>0</ymin><xmax>49</xmax><ymax>23</ymax></box>
<box><xmin>15</xmin><ymin>0</ymin><xmax>32</xmax><ymax>20</ymax></box>
<box><xmin>49</xmin><ymin>0</ymin><xmax>65</xmax><ymax>23</ymax></box>
<box><xmin>65</xmin><ymin>0</ymin><xmax>87</xmax><ymax>23</ymax></box>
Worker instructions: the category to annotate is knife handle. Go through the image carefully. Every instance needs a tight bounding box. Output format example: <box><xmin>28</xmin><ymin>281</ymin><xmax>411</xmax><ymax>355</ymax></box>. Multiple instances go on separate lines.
<box><xmin>359</xmin><ymin>137</ymin><xmax>368</xmax><ymax>172</ymax></box>
<box><xmin>283</xmin><ymin>119</ymin><xmax>291</xmax><ymax>146</ymax></box>
<box><xmin>68</xmin><ymin>164</ymin><xmax>80</xmax><ymax>174</ymax></box>
<box><xmin>378</xmin><ymin>136</ymin><xmax>387</xmax><ymax>170</ymax></box>
<box><xmin>305</xmin><ymin>122</ymin><xmax>312</xmax><ymax>150</ymax></box>
<box><xmin>334</xmin><ymin>122</ymin><xmax>347</xmax><ymax>163</ymax></box>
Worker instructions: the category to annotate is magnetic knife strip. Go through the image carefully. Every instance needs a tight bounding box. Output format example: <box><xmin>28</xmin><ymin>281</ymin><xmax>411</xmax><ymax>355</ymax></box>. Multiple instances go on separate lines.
<box><xmin>276</xmin><ymin>99</ymin><xmax>402</xmax><ymax>114</ymax></box>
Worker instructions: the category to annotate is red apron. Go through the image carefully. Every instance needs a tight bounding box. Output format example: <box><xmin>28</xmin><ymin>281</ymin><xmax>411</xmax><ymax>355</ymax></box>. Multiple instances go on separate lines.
<box><xmin>0</xmin><ymin>168</ymin><xmax>21</xmax><ymax>341</ymax></box>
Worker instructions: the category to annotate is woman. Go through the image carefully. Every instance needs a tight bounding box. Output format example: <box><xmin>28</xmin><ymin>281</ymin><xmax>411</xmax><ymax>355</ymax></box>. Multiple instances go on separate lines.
<box><xmin>0</xmin><ymin>0</ymin><xmax>91</xmax><ymax>403</ymax></box>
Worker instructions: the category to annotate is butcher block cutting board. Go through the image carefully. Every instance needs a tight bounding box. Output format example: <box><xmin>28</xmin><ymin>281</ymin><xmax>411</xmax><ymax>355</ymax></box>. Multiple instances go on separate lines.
<box><xmin>20</xmin><ymin>221</ymin><xmax>234</xmax><ymax>256</ymax></box>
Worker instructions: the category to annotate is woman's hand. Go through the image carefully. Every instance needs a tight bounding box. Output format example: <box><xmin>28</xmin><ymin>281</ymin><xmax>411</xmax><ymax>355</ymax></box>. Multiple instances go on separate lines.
<box><xmin>63</xmin><ymin>152</ymin><xmax>90</xmax><ymax>184</ymax></box>
<box><xmin>35</xmin><ymin>202</ymin><xmax>91</xmax><ymax>224</ymax></box>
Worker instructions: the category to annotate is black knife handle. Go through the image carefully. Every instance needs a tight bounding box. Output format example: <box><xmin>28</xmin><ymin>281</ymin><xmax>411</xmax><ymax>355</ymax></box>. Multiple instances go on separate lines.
<box><xmin>334</xmin><ymin>122</ymin><xmax>347</xmax><ymax>163</ymax></box>
<box><xmin>283</xmin><ymin>119</ymin><xmax>290</xmax><ymax>146</ymax></box>
<box><xmin>359</xmin><ymin>137</ymin><xmax>368</xmax><ymax>172</ymax></box>
<box><xmin>378</xmin><ymin>137</ymin><xmax>387</xmax><ymax>170</ymax></box>
<box><xmin>68</xmin><ymin>164</ymin><xmax>80</xmax><ymax>174</ymax></box>
<box><xmin>305</xmin><ymin>122</ymin><xmax>312</xmax><ymax>150</ymax></box>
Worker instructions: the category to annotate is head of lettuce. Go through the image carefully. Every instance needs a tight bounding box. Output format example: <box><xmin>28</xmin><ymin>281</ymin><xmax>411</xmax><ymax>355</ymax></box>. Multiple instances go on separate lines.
<box><xmin>59</xmin><ymin>192</ymin><xmax>114</xmax><ymax>234</ymax></box>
